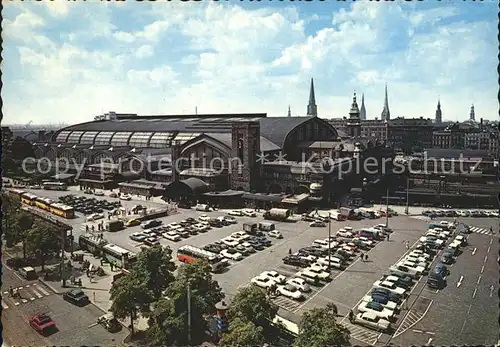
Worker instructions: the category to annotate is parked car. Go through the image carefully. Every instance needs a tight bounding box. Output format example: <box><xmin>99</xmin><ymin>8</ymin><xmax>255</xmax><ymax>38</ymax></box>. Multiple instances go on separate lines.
<box><xmin>362</xmin><ymin>295</ymin><xmax>398</xmax><ymax>311</ymax></box>
<box><xmin>120</xmin><ymin>194</ymin><xmax>132</xmax><ymax>200</ymax></box>
<box><xmin>337</xmin><ymin>229</ymin><xmax>354</xmax><ymax>238</ymax></box>
<box><xmin>142</xmin><ymin>220</ymin><xmax>162</xmax><ymax>229</ymax></box>
<box><xmin>199</xmin><ymin>214</ymin><xmax>211</xmax><ymax>222</ymax></box>
<box><xmin>277</xmin><ymin>284</ymin><xmax>304</xmax><ymax>300</ymax></box>
<box><xmin>248</xmin><ymin>239</ymin><xmax>265</xmax><ymax>250</ymax></box>
<box><xmin>63</xmin><ymin>289</ymin><xmax>89</xmax><ymax>306</ymax></box>
<box><xmin>310</xmin><ymin>221</ymin><xmax>326</xmax><ymax>227</ymax></box>
<box><xmin>261</xmin><ymin>270</ymin><xmax>286</xmax><ymax>284</ymax></box>
<box><xmin>286</xmin><ymin>278</ymin><xmax>311</xmax><ymax>292</ymax></box>
<box><xmin>221</xmin><ymin>248</ymin><xmax>243</xmax><ymax>261</ymax></box>
<box><xmin>242</xmin><ymin>209</ymin><xmax>257</xmax><ymax>217</ymax></box>
<box><xmin>143</xmin><ymin>237</ymin><xmax>160</xmax><ymax>247</ymax></box>
<box><xmin>130</xmin><ymin>232</ymin><xmax>147</xmax><ymax>242</ymax></box>
<box><xmin>283</xmin><ymin>255</ymin><xmax>310</xmax><ymax>267</ymax></box>
<box><xmin>372</xmin><ymin>280</ymin><xmax>406</xmax><ymax>297</ymax></box>
<box><xmin>97</xmin><ymin>313</ymin><xmax>122</xmax><ymax>333</ymax></box>
<box><xmin>125</xmin><ymin>218</ymin><xmax>141</xmax><ymax>227</ymax></box>
<box><xmin>204</xmin><ymin>244</ymin><xmax>224</xmax><ymax>253</ymax></box>
<box><xmin>251</xmin><ymin>276</ymin><xmax>276</xmax><ymax>288</ymax></box>
<box><xmin>227</xmin><ymin>210</ymin><xmax>244</xmax><ymax>216</ymax></box>
<box><xmin>163</xmin><ymin>232</ymin><xmax>181</xmax><ymax>242</ymax></box>
<box><xmin>354</xmin><ymin>312</ymin><xmax>391</xmax><ymax>332</ymax></box>
<box><xmin>357</xmin><ymin>301</ymin><xmax>395</xmax><ymax>321</ymax></box>
<box><xmin>268</xmin><ymin>230</ymin><xmax>283</xmax><ymax>239</ymax></box>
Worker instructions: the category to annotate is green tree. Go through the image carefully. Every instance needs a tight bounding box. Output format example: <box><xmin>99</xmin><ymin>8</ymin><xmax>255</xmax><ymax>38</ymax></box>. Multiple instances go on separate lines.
<box><xmin>294</xmin><ymin>303</ymin><xmax>350</xmax><ymax>347</ymax></box>
<box><xmin>227</xmin><ymin>285</ymin><xmax>278</xmax><ymax>328</ymax></box>
<box><xmin>25</xmin><ymin>222</ymin><xmax>60</xmax><ymax>270</ymax></box>
<box><xmin>219</xmin><ymin>317</ymin><xmax>265</xmax><ymax>346</ymax></box>
<box><xmin>2</xmin><ymin>194</ymin><xmax>34</xmax><ymax>258</ymax></box>
<box><xmin>147</xmin><ymin>260</ymin><xmax>224</xmax><ymax>346</ymax></box>
<box><xmin>110</xmin><ymin>273</ymin><xmax>152</xmax><ymax>336</ymax></box>
<box><xmin>133</xmin><ymin>245</ymin><xmax>176</xmax><ymax>300</ymax></box>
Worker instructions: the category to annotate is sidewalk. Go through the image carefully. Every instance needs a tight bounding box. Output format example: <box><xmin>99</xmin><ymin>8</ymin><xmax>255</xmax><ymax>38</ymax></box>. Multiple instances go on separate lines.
<box><xmin>39</xmin><ymin>250</ymin><xmax>149</xmax><ymax>331</ymax></box>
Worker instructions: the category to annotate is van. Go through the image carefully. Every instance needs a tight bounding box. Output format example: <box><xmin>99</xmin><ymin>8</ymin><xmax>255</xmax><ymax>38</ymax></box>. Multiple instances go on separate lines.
<box><xmin>427</xmin><ymin>272</ymin><xmax>445</xmax><ymax>289</ymax></box>
<box><xmin>329</xmin><ymin>211</ymin><xmax>346</xmax><ymax>221</ymax></box>
<box><xmin>258</xmin><ymin>222</ymin><xmax>275</xmax><ymax>232</ymax></box>
<box><xmin>19</xmin><ymin>266</ymin><xmax>37</xmax><ymax>280</ymax></box>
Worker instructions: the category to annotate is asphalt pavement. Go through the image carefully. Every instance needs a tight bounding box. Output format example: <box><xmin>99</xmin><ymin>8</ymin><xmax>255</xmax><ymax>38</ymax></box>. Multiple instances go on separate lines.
<box><xmin>1</xmin><ymin>260</ymin><xmax>128</xmax><ymax>346</ymax></box>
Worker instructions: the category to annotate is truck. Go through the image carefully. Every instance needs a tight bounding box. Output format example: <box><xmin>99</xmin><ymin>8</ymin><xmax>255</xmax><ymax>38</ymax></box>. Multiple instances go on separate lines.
<box><xmin>263</xmin><ymin>208</ymin><xmax>291</xmax><ymax>221</ymax></box>
<box><xmin>243</xmin><ymin>222</ymin><xmax>258</xmax><ymax>234</ymax></box>
<box><xmin>108</xmin><ymin>220</ymin><xmax>124</xmax><ymax>232</ymax></box>
<box><xmin>339</xmin><ymin>207</ymin><xmax>359</xmax><ymax>220</ymax></box>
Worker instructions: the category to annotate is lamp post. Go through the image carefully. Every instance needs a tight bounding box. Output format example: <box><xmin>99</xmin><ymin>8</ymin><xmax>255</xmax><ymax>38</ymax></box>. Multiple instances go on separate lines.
<box><xmin>385</xmin><ymin>187</ymin><xmax>389</xmax><ymax>228</ymax></box>
<box><xmin>404</xmin><ymin>177</ymin><xmax>409</xmax><ymax>215</ymax></box>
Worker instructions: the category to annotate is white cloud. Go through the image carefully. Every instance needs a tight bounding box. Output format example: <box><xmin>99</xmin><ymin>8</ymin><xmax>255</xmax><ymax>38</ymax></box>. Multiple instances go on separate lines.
<box><xmin>1</xmin><ymin>1</ymin><xmax>497</xmax><ymax>126</ymax></box>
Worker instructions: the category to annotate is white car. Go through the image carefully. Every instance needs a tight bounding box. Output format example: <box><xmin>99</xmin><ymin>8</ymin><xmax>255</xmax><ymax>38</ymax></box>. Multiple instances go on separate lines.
<box><xmin>251</xmin><ymin>276</ymin><xmax>276</xmax><ymax>288</ymax></box>
<box><xmin>167</xmin><ymin>222</ymin><xmax>181</xmax><ymax>230</ymax></box>
<box><xmin>401</xmin><ymin>259</ymin><xmax>427</xmax><ymax>271</ymax></box>
<box><xmin>354</xmin><ymin>312</ymin><xmax>391</xmax><ymax>332</ymax></box>
<box><xmin>93</xmin><ymin>190</ymin><xmax>105</xmax><ymax>196</ymax></box>
<box><xmin>228</xmin><ymin>210</ymin><xmax>244</xmax><ymax>216</ymax></box>
<box><xmin>316</xmin><ymin>256</ymin><xmax>343</xmax><ymax>269</ymax></box>
<box><xmin>268</xmin><ymin>230</ymin><xmax>283</xmax><ymax>239</ymax></box>
<box><xmin>389</xmin><ymin>264</ymin><xmax>422</xmax><ymax>279</ymax></box>
<box><xmin>362</xmin><ymin>295</ymin><xmax>398</xmax><ymax>311</ymax></box>
<box><xmin>373</xmin><ymin>280</ymin><xmax>406</xmax><ymax>296</ymax></box>
<box><xmin>456</xmin><ymin>210</ymin><xmax>467</xmax><ymax>217</ymax></box>
<box><xmin>294</xmin><ymin>252</ymin><xmax>317</xmax><ymax>262</ymax></box>
<box><xmin>313</xmin><ymin>239</ymin><xmax>334</xmax><ymax>250</ymax></box>
<box><xmin>426</xmin><ymin>231</ymin><xmax>447</xmax><ymax>240</ymax></box>
<box><xmin>199</xmin><ymin>214</ymin><xmax>210</xmax><ymax>222</ymax></box>
<box><xmin>357</xmin><ymin>301</ymin><xmax>395</xmax><ymax>321</ymax></box>
<box><xmin>86</xmin><ymin>213</ymin><xmax>104</xmax><ymax>221</ymax></box>
<box><xmin>261</xmin><ymin>270</ymin><xmax>286</xmax><ymax>284</ymax></box>
<box><xmin>231</xmin><ymin>231</ymin><xmax>251</xmax><ymax>241</ymax></box>
<box><xmin>120</xmin><ymin>194</ymin><xmax>132</xmax><ymax>200</ymax></box>
<box><xmin>163</xmin><ymin>232</ymin><xmax>181</xmax><ymax>242</ymax></box>
<box><xmin>193</xmin><ymin>223</ymin><xmax>209</xmax><ymax>232</ymax></box>
<box><xmin>404</xmin><ymin>255</ymin><xmax>428</xmax><ymax>267</ymax></box>
<box><xmin>419</xmin><ymin>236</ymin><xmax>444</xmax><ymax>247</ymax></box>
<box><xmin>356</xmin><ymin>236</ymin><xmax>375</xmax><ymax>247</ymax></box>
<box><xmin>242</xmin><ymin>209</ymin><xmax>256</xmax><ymax>217</ymax></box>
<box><xmin>286</xmin><ymin>278</ymin><xmax>311</xmax><ymax>292</ymax></box>
<box><xmin>337</xmin><ymin>229</ymin><xmax>353</xmax><ymax>238</ymax></box>
<box><xmin>221</xmin><ymin>237</ymin><xmax>240</xmax><ymax>247</ymax></box>
<box><xmin>277</xmin><ymin>284</ymin><xmax>304</xmax><ymax>300</ymax></box>
<box><xmin>221</xmin><ymin>249</ymin><xmax>243</xmax><ymax>261</ymax></box>
<box><xmin>195</xmin><ymin>204</ymin><xmax>213</xmax><ymax>212</ymax></box>
<box><xmin>305</xmin><ymin>266</ymin><xmax>331</xmax><ymax>281</ymax></box>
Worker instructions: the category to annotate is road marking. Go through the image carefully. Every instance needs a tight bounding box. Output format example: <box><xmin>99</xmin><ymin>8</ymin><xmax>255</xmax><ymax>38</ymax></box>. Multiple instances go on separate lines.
<box><xmin>481</xmin><ymin>264</ymin><xmax>485</xmax><ymax>273</ymax></box>
<box><xmin>35</xmin><ymin>284</ymin><xmax>50</xmax><ymax>296</ymax></box>
<box><xmin>467</xmin><ymin>303</ymin><xmax>472</xmax><ymax>314</ymax></box>
<box><xmin>413</xmin><ymin>329</ymin><xmax>423</xmax><ymax>333</ymax></box>
<box><xmin>21</xmin><ymin>299</ymin><xmax>27</xmax><ymax>303</ymax></box>
<box><xmin>490</xmin><ymin>238</ymin><xmax>493</xmax><ymax>245</ymax></box>
<box><xmin>2</xmin><ymin>291</ymin><xmax>8</xmax><ymax>295</ymax></box>
<box><xmin>31</xmin><ymin>288</ymin><xmax>43</xmax><ymax>298</ymax></box>
<box><xmin>487</xmin><ymin>246</ymin><xmax>491</xmax><ymax>253</ymax></box>
<box><xmin>457</xmin><ymin>275</ymin><xmax>463</xmax><ymax>287</ymax></box>
<box><xmin>25</xmin><ymin>284</ymin><xmax>30</xmax><ymax>287</ymax></box>
<box><xmin>29</xmin><ymin>297</ymin><xmax>35</xmax><ymax>301</ymax></box>
<box><xmin>490</xmin><ymin>285</ymin><xmax>494</xmax><ymax>297</ymax></box>
<box><xmin>88</xmin><ymin>322</ymin><xmax>99</xmax><ymax>328</ymax></box>
<box><xmin>14</xmin><ymin>302</ymin><xmax>20</xmax><ymax>306</ymax></box>
<box><xmin>472</xmin><ymin>247</ymin><xmax>477</xmax><ymax>255</ymax></box>
<box><xmin>427</xmin><ymin>337</ymin><xmax>433</xmax><ymax>345</ymax></box>
<box><xmin>477</xmin><ymin>276</ymin><xmax>481</xmax><ymax>285</ymax></box>
<box><xmin>1</xmin><ymin>300</ymin><xmax>9</xmax><ymax>309</ymax></box>
<box><xmin>484</xmin><ymin>255</ymin><xmax>488</xmax><ymax>263</ymax></box>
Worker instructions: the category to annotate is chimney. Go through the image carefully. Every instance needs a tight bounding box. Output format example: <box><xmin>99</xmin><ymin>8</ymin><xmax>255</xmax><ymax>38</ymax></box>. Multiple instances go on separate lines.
<box><xmin>171</xmin><ymin>144</ymin><xmax>181</xmax><ymax>183</ymax></box>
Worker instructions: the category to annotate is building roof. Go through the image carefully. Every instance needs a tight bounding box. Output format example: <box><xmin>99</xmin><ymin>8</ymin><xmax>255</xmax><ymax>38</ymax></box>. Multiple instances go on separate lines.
<box><xmin>258</xmin><ymin>116</ymin><xmax>314</xmax><ymax>148</ymax></box>
<box><xmin>180</xmin><ymin>177</ymin><xmax>209</xmax><ymax>193</ymax></box>
<box><xmin>205</xmin><ymin>133</ymin><xmax>280</xmax><ymax>152</ymax></box>
<box><xmin>423</xmin><ymin>148</ymin><xmax>490</xmax><ymax>159</ymax></box>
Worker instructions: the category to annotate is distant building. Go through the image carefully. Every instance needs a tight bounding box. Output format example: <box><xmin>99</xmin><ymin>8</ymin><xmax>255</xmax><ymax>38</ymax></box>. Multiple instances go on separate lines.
<box><xmin>435</xmin><ymin>100</ymin><xmax>442</xmax><ymax>125</ymax></box>
<box><xmin>381</xmin><ymin>84</ymin><xmax>390</xmax><ymax>121</ymax></box>
<box><xmin>387</xmin><ymin>117</ymin><xmax>433</xmax><ymax>153</ymax></box>
<box><xmin>469</xmin><ymin>104</ymin><xmax>475</xmax><ymax>122</ymax></box>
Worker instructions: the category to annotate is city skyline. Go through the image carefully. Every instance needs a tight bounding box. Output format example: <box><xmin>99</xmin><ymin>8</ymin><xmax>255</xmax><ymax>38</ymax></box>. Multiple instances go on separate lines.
<box><xmin>2</xmin><ymin>1</ymin><xmax>497</xmax><ymax>125</ymax></box>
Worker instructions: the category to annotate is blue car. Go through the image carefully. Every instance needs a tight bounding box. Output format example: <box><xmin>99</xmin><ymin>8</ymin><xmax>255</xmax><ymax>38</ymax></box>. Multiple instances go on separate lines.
<box><xmin>371</xmin><ymin>288</ymin><xmax>401</xmax><ymax>304</ymax></box>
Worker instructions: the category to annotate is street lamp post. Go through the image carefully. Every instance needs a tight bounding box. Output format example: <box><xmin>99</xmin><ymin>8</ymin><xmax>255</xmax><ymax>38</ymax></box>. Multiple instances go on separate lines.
<box><xmin>385</xmin><ymin>187</ymin><xmax>389</xmax><ymax>228</ymax></box>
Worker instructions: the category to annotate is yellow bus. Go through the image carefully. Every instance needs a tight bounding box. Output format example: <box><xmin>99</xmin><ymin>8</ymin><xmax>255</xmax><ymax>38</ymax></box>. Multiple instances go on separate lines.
<box><xmin>35</xmin><ymin>197</ymin><xmax>54</xmax><ymax>211</ymax></box>
<box><xmin>21</xmin><ymin>193</ymin><xmax>38</xmax><ymax>206</ymax></box>
<box><xmin>49</xmin><ymin>203</ymin><xmax>75</xmax><ymax>219</ymax></box>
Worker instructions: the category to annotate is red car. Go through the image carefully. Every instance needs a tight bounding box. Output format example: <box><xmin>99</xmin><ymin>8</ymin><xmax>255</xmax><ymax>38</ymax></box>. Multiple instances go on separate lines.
<box><xmin>29</xmin><ymin>313</ymin><xmax>56</xmax><ymax>335</ymax></box>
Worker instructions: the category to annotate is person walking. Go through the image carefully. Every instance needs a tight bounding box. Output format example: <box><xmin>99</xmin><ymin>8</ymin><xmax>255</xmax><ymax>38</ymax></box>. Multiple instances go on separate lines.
<box><xmin>288</xmin><ymin>248</ymin><xmax>292</xmax><ymax>255</ymax></box>
<box><xmin>360</xmin><ymin>253</ymin><xmax>365</xmax><ymax>262</ymax></box>
<box><xmin>364</xmin><ymin>254</ymin><xmax>369</xmax><ymax>262</ymax></box>
<box><xmin>405</xmin><ymin>241</ymin><xmax>410</xmax><ymax>250</ymax></box>
<box><xmin>386</xmin><ymin>233</ymin><xmax>390</xmax><ymax>241</ymax></box>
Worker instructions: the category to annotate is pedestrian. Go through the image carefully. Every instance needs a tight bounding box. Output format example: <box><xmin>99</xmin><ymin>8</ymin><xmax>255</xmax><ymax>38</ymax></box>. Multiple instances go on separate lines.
<box><xmin>91</xmin><ymin>225</ymin><xmax>95</xmax><ymax>232</ymax></box>
<box><xmin>386</xmin><ymin>233</ymin><xmax>390</xmax><ymax>241</ymax></box>
<box><xmin>405</xmin><ymin>241</ymin><xmax>409</xmax><ymax>250</ymax></box>
<box><xmin>288</xmin><ymin>248</ymin><xmax>292</xmax><ymax>255</ymax></box>
<box><xmin>100</xmin><ymin>259</ymin><xmax>104</xmax><ymax>266</ymax></box>
<box><xmin>360</xmin><ymin>253</ymin><xmax>364</xmax><ymax>262</ymax></box>
<box><xmin>9</xmin><ymin>286</ymin><xmax>13</xmax><ymax>296</ymax></box>
<box><xmin>86</xmin><ymin>225</ymin><xmax>89</xmax><ymax>232</ymax></box>
<box><xmin>365</xmin><ymin>254</ymin><xmax>369</xmax><ymax>262</ymax></box>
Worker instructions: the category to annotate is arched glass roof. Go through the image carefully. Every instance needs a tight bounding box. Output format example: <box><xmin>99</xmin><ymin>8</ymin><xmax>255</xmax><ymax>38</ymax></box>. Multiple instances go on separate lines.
<box><xmin>111</xmin><ymin>132</ymin><xmax>134</xmax><ymax>147</ymax></box>
<box><xmin>94</xmin><ymin>132</ymin><xmax>115</xmax><ymax>145</ymax></box>
<box><xmin>80</xmin><ymin>131</ymin><xmax>100</xmax><ymax>144</ymax></box>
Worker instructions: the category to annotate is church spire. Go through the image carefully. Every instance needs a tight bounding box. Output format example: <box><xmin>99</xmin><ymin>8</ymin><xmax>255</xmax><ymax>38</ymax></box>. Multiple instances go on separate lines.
<box><xmin>307</xmin><ymin>78</ymin><xmax>318</xmax><ymax>117</ymax></box>
<box><xmin>435</xmin><ymin>98</ymin><xmax>442</xmax><ymax>124</ymax></box>
<box><xmin>469</xmin><ymin>104</ymin><xmax>475</xmax><ymax>121</ymax></box>
<box><xmin>347</xmin><ymin>91</ymin><xmax>361</xmax><ymax>137</ymax></box>
<box><xmin>381</xmin><ymin>83</ymin><xmax>390</xmax><ymax>121</ymax></box>
<box><xmin>359</xmin><ymin>93</ymin><xmax>367</xmax><ymax>120</ymax></box>
<box><xmin>288</xmin><ymin>105</ymin><xmax>291</xmax><ymax>117</ymax></box>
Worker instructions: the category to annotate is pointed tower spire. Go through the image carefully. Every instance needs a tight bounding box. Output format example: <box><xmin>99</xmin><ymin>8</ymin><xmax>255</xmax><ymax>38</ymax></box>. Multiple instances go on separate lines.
<box><xmin>381</xmin><ymin>83</ymin><xmax>390</xmax><ymax>121</ymax></box>
<box><xmin>347</xmin><ymin>91</ymin><xmax>361</xmax><ymax>138</ymax></box>
<box><xmin>359</xmin><ymin>93</ymin><xmax>367</xmax><ymax>120</ymax></box>
<box><xmin>307</xmin><ymin>78</ymin><xmax>318</xmax><ymax>117</ymax></box>
<box><xmin>288</xmin><ymin>105</ymin><xmax>291</xmax><ymax>117</ymax></box>
<box><xmin>435</xmin><ymin>98</ymin><xmax>442</xmax><ymax>124</ymax></box>
<box><xmin>469</xmin><ymin>104</ymin><xmax>475</xmax><ymax>121</ymax></box>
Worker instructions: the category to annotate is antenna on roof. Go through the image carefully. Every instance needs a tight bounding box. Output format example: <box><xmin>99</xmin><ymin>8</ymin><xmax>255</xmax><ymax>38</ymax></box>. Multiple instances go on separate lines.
<box><xmin>195</xmin><ymin>106</ymin><xmax>198</xmax><ymax>115</ymax></box>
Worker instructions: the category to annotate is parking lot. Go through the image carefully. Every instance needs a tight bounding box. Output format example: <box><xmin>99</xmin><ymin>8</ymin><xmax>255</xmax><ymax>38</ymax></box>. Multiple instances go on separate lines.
<box><xmin>18</xmin><ymin>187</ymin><xmax>499</xmax><ymax>345</ymax></box>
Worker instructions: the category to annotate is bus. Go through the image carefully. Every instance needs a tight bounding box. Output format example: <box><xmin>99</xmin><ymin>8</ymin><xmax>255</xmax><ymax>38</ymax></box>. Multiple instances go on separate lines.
<box><xmin>49</xmin><ymin>203</ymin><xmax>75</xmax><ymax>219</ymax></box>
<box><xmin>42</xmin><ymin>182</ymin><xmax>67</xmax><ymax>191</ymax></box>
<box><xmin>34</xmin><ymin>197</ymin><xmax>54</xmax><ymax>211</ymax></box>
<box><xmin>21</xmin><ymin>193</ymin><xmax>38</xmax><ymax>206</ymax></box>
<box><xmin>177</xmin><ymin>245</ymin><xmax>228</xmax><ymax>272</ymax></box>
<box><xmin>79</xmin><ymin>234</ymin><xmax>108</xmax><ymax>254</ymax></box>
<box><xmin>102</xmin><ymin>244</ymin><xmax>137</xmax><ymax>269</ymax></box>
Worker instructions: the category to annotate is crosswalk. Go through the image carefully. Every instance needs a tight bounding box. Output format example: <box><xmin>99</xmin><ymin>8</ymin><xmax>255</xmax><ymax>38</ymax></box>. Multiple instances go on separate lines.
<box><xmin>2</xmin><ymin>283</ymin><xmax>51</xmax><ymax>310</ymax></box>
<box><xmin>341</xmin><ymin>321</ymin><xmax>380</xmax><ymax>346</ymax></box>
<box><xmin>469</xmin><ymin>226</ymin><xmax>493</xmax><ymax>235</ymax></box>
<box><xmin>393</xmin><ymin>310</ymin><xmax>425</xmax><ymax>338</ymax></box>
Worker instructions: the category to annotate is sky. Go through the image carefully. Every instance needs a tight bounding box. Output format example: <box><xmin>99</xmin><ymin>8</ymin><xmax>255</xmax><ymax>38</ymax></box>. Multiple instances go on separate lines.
<box><xmin>2</xmin><ymin>0</ymin><xmax>498</xmax><ymax>126</ymax></box>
